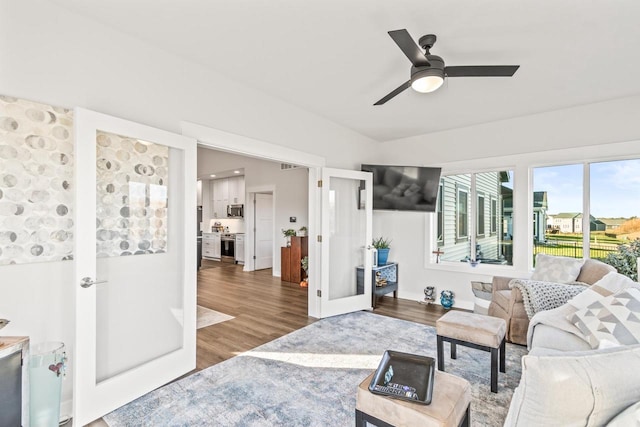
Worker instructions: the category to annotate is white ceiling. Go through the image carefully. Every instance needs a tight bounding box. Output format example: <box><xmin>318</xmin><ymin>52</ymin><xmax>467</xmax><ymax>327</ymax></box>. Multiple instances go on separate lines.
<box><xmin>53</xmin><ymin>0</ymin><xmax>640</xmax><ymax>142</ymax></box>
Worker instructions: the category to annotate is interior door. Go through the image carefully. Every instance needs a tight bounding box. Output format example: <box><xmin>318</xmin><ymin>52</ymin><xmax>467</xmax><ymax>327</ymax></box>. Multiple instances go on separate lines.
<box><xmin>254</xmin><ymin>193</ymin><xmax>273</xmax><ymax>270</ymax></box>
<box><xmin>73</xmin><ymin>108</ymin><xmax>197</xmax><ymax>425</ymax></box>
<box><xmin>319</xmin><ymin>168</ymin><xmax>373</xmax><ymax>318</ymax></box>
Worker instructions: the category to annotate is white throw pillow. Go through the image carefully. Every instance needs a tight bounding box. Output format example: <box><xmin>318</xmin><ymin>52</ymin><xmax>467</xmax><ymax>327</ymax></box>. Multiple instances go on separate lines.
<box><xmin>505</xmin><ymin>345</ymin><xmax>640</xmax><ymax>426</ymax></box>
<box><xmin>567</xmin><ymin>271</ymin><xmax>639</xmax><ymax>310</ymax></box>
<box><xmin>569</xmin><ymin>288</ymin><xmax>640</xmax><ymax>349</ymax></box>
<box><xmin>531</xmin><ymin>254</ymin><xmax>584</xmax><ymax>283</ymax></box>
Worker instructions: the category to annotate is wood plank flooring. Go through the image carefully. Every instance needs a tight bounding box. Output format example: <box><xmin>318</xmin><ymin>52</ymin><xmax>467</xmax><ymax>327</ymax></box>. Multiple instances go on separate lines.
<box><xmin>196</xmin><ymin>263</ymin><xmax>448</xmax><ymax>371</ymax></box>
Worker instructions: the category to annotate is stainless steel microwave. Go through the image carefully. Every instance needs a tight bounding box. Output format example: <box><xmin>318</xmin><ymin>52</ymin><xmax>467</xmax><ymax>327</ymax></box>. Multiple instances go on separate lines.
<box><xmin>227</xmin><ymin>204</ymin><xmax>244</xmax><ymax>218</ymax></box>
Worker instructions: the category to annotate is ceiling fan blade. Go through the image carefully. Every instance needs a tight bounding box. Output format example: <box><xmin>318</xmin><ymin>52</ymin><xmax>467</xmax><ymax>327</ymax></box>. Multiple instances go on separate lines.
<box><xmin>444</xmin><ymin>65</ymin><xmax>519</xmax><ymax>77</ymax></box>
<box><xmin>388</xmin><ymin>29</ymin><xmax>430</xmax><ymax>67</ymax></box>
<box><xmin>374</xmin><ymin>81</ymin><xmax>410</xmax><ymax>106</ymax></box>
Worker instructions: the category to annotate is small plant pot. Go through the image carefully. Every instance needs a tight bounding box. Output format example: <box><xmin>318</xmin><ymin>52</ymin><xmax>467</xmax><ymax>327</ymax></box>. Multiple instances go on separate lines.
<box><xmin>377</xmin><ymin>248</ymin><xmax>390</xmax><ymax>265</ymax></box>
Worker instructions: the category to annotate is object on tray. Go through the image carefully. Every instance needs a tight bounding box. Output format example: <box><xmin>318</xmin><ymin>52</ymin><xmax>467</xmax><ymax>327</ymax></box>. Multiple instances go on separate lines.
<box><xmin>368</xmin><ymin>350</ymin><xmax>435</xmax><ymax>405</ymax></box>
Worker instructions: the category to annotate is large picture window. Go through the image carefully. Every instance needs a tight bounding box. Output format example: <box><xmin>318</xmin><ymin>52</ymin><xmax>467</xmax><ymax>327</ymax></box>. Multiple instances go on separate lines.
<box><xmin>533</xmin><ymin>159</ymin><xmax>640</xmax><ymax>265</ymax></box>
<box><xmin>438</xmin><ymin>171</ymin><xmax>512</xmax><ymax>265</ymax></box>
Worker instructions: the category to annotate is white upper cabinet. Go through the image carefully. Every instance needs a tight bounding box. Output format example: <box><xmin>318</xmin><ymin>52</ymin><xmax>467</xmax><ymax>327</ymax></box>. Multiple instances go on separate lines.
<box><xmin>210</xmin><ymin>176</ymin><xmax>245</xmax><ymax>218</ymax></box>
<box><xmin>210</xmin><ymin>178</ymin><xmax>228</xmax><ymax>219</ymax></box>
<box><xmin>227</xmin><ymin>175</ymin><xmax>245</xmax><ymax>205</ymax></box>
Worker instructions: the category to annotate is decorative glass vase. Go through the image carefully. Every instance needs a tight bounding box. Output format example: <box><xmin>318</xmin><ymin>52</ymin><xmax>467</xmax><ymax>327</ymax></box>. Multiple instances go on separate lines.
<box><xmin>440</xmin><ymin>290</ymin><xmax>455</xmax><ymax>309</ymax></box>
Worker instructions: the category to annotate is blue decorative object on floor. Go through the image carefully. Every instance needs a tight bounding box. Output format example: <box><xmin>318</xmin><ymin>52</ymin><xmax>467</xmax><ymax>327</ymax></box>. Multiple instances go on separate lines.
<box><xmin>440</xmin><ymin>290</ymin><xmax>455</xmax><ymax>309</ymax></box>
<box><xmin>103</xmin><ymin>311</ymin><xmax>526</xmax><ymax>427</ymax></box>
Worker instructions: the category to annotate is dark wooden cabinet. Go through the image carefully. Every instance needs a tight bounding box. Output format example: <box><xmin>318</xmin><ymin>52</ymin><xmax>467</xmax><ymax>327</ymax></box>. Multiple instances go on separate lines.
<box><xmin>0</xmin><ymin>336</ymin><xmax>29</xmax><ymax>426</ymax></box>
<box><xmin>281</xmin><ymin>236</ymin><xmax>308</xmax><ymax>283</ymax></box>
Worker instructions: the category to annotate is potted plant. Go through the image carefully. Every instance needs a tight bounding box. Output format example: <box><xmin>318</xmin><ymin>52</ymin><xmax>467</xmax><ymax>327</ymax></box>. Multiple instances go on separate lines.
<box><xmin>297</xmin><ymin>226</ymin><xmax>307</xmax><ymax>237</ymax></box>
<box><xmin>282</xmin><ymin>228</ymin><xmax>297</xmax><ymax>246</ymax></box>
<box><xmin>372</xmin><ymin>236</ymin><xmax>391</xmax><ymax>265</ymax></box>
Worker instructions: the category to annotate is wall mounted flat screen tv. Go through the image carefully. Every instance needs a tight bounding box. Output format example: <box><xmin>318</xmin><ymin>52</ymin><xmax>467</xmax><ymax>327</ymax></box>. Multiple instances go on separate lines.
<box><xmin>361</xmin><ymin>164</ymin><xmax>442</xmax><ymax>212</ymax></box>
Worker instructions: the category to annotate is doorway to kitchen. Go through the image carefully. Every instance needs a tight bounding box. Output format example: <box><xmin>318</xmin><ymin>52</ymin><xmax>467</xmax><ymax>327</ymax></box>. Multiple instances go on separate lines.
<box><xmin>253</xmin><ymin>192</ymin><xmax>273</xmax><ymax>270</ymax></box>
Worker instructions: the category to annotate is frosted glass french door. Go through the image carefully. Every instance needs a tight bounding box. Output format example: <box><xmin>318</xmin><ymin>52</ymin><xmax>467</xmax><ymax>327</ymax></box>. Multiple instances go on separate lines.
<box><xmin>319</xmin><ymin>168</ymin><xmax>373</xmax><ymax>318</ymax></box>
<box><xmin>73</xmin><ymin>108</ymin><xmax>197</xmax><ymax>425</ymax></box>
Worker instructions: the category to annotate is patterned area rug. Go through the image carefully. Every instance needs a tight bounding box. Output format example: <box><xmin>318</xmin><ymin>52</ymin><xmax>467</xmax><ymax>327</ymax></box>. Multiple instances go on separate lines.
<box><xmin>197</xmin><ymin>305</ymin><xmax>234</xmax><ymax>329</ymax></box>
<box><xmin>104</xmin><ymin>311</ymin><xmax>527</xmax><ymax>426</ymax></box>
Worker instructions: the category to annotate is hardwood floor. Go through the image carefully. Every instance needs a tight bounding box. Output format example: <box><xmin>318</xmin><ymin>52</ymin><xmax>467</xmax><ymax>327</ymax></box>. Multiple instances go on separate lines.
<box><xmin>196</xmin><ymin>263</ymin><xmax>448</xmax><ymax>371</ymax></box>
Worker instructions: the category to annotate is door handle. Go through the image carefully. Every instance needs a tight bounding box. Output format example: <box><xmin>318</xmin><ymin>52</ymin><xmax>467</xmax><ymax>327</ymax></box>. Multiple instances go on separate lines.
<box><xmin>80</xmin><ymin>277</ymin><xmax>108</xmax><ymax>288</ymax></box>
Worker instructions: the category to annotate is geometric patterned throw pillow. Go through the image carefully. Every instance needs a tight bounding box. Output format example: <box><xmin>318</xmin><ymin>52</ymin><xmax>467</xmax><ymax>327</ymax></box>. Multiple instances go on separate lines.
<box><xmin>531</xmin><ymin>254</ymin><xmax>585</xmax><ymax>283</ymax></box>
<box><xmin>569</xmin><ymin>288</ymin><xmax>640</xmax><ymax>349</ymax></box>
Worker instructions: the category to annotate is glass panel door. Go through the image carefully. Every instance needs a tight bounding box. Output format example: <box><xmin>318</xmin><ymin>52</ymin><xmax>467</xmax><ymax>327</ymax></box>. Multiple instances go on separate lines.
<box><xmin>73</xmin><ymin>108</ymin><xmax>197</xmax><ymax>425</ymax></box>
<box><xmin>319</xmin><ymin>168</ymin><xmax>373</xmax><ymax>318</ymax></box>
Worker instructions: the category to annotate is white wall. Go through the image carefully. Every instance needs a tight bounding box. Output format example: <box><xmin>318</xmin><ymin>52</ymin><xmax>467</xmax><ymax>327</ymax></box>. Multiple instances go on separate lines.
<box><xmin>0</xmin><ymin>0</ymin><xmax>371</xmax><ymax>415</ymax></box>
<box><xmin>372</xmin><ymin>140</ymin><xmax>640</xmax><ymax>310</ymax></box>
<box><xmin>197</xmin><ymin>147</ymin><xmax>309</xmax><ymax>275</ymax></box>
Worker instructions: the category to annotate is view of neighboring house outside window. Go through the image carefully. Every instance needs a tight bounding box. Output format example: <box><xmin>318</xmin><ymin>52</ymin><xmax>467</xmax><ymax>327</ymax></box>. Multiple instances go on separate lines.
<box><xmin>438</xmin><ymin>171</ymin><xmax>513</xmax><ymax>265</ymax></box>
<box><xmin>532</xmin><ymin>159</ymin><xmax>640</xmax><ymax>264</ymax></box>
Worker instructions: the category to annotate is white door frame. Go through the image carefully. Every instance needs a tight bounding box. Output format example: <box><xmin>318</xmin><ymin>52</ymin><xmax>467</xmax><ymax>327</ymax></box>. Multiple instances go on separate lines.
<box><xmin>244</xmin><ymin>185</ymin><xmax>276</xmax><ymax>273</ymax></box>
<box><xmin>181</xmin><ymin>122</ymin><xmax>325</xmax><ymax>317</ymax></box>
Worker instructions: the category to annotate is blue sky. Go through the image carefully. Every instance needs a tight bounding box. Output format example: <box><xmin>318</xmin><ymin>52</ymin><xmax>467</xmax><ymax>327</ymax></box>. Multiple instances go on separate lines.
<box><xmin>533</xmin><ymin>159</ymin><xmax>640</xmax><ymax>218</ymax></box>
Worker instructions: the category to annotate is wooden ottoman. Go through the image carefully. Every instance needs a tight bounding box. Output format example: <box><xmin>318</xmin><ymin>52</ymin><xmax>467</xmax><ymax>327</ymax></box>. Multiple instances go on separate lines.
<box><xmin>436</xmin><ymin>311</ymin><xmax>506</xmax><ymax>393</ymax></box>
<box><xmin>355</xmin><ymin>371</ymin><xmax>471</xmax><ymax>427</ymax></box>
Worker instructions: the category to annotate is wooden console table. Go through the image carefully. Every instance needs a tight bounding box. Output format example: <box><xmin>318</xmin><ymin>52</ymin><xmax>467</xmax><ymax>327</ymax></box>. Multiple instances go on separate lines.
<box><xmin>356</xmin><ymin>262</ymin><xmax>398</xmax><ymax>308</ymax></box>
<box><xmin>281</xmin><ymin>236</ymin><xmax>308</xmax><ymax>283</ymax></box>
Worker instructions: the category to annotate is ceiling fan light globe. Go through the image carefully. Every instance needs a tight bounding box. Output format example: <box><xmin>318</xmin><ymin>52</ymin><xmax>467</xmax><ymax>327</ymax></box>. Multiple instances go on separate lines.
<box><xmin>411</xmin><ymin>75</ymin><xmax>444</xmax><ymax>93</ymax></box>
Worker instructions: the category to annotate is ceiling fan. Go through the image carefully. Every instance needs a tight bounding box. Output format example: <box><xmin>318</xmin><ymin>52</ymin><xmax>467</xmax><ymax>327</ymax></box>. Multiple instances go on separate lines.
<box><xmin>374</xmin><ymin>29</ymin><xmax>519</xmax><ymax>105</ymax></box>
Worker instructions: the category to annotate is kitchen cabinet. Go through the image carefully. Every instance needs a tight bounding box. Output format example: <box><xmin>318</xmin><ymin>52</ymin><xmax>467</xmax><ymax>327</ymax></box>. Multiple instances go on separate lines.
<box><xmin>210</xmin><ymin>176</ymin><xmax>245</xmax><ymax>218</ymax></box>
<box><xmin>210</xmin><ymin>179</ymin><xmax>228</xmax><ymax>219</ymax></box>
<box><xmin>227</xmin><ymin>176</ymin><xmax>245</xmax><ymax>205</ymax></box>
<box><xmin>235</xmin><ymin>234</ymin><xmax>245</xmax><ymax>264</ymax></box>
<box><xmin>202</xmin><ymin>233</ymin><xmax>221</xmax><ymax>260</ymax></box>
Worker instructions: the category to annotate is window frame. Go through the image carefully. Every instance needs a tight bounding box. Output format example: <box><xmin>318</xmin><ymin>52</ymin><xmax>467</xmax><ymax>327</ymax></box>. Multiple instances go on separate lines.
<box><xmin>490</xmin><ymin>196</ymin><xmax>498</xmax><ymax>235</ymax></box>
<box><xmin>437</xmin><ymin>180</ymin><xmax>444</xmax><ymax>246</ymax></box>
<box><xmin>476</xmin><ymin>192</ymin><xmax>486</xmax><ymax>237</ymax></box>
<box><xmin>456</xmin><ymin>184</ymin><xmax>469</xmax><ymax>242</ymax></box>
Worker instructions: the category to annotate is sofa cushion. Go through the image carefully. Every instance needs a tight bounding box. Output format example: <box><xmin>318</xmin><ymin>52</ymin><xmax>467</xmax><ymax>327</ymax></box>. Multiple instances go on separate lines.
<box><xmin>505</xmin><ymin>344</ymin><xmax>640</xmax><ymax>426</ymax></box>
<box><xmin>606</xmin><ymin>401</ymin><xmax>640</xmax><ymax>426</ymax></box>
<box><xmin>570</xmin><ymin>288</ymin><xmax>640</xmax><ymax>349</ymax></box>
<box><xmin>529</xmin><ymin>324</ymin><xmax>591</xmax><ymax>352</ymax></box>
<box><xmin>531</xmin><ymin>254</ymin><xmax>584</xmax><ymax>283</ymax></box>
<box><xmin>568</xmin><ymin>271</ymin><xmax>639</xmax><ymax>310</ymax></box>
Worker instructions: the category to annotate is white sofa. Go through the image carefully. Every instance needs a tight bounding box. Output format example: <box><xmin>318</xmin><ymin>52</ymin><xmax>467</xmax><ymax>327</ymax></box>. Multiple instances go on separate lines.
<box><xmin>504</xmin><ymin>270</ymin><xmax>640</xmax><ymax>426</ymax></box>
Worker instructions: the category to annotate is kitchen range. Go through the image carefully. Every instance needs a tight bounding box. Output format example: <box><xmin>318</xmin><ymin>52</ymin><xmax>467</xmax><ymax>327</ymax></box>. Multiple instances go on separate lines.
<box><xmin>202</xmin><ymin>231</ymin><xmax>245</xmax><ymax>265</ymax></box>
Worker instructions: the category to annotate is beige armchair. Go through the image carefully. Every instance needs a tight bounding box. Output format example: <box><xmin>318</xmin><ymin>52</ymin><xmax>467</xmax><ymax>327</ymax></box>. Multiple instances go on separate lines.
<box><xmin>488</xmin><ymin>259</ymin><xmax>615</xmax><ymax>345</ymax></box>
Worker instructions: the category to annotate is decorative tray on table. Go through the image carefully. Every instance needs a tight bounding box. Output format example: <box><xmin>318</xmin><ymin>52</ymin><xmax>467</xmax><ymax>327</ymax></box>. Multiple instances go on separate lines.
<box><xmin>368</xmin><ymin>350</ymin><xmax>435</xmax><ymax>405</ymax></box>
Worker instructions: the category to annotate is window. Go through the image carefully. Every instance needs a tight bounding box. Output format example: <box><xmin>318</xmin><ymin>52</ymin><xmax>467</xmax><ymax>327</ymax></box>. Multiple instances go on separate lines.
<box><xmin>437</xmin><ymin>181</ymin><xmax>444</xmax><ymax>245</ymax></box>
<box><xmin>532</xmin><ymin>164</ymin><xmax>583</xmax><ymax>264</ymax></box>
<box><xmin>457</xmin><ymin>185</ymin><xmax>469</xmax><ymax>240</ymax></box>
<box><xmin>437</xmin><ymin>171</ymin><xmax>513</xmax><ymax>265</ymax></box>
<box><xmin>490</xmin><ymin>197</ymin><xmax>498</xmax><ymax>235</ymax></box>
<box><xmin>477</xmin><ymin>193</ymin><xmax>486</xmax><ymax>237</ymax></box>
<box><xmin>532</xmin><ymin>159</ymin><xmax>640</xmax><ymax>265</ymax></box>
